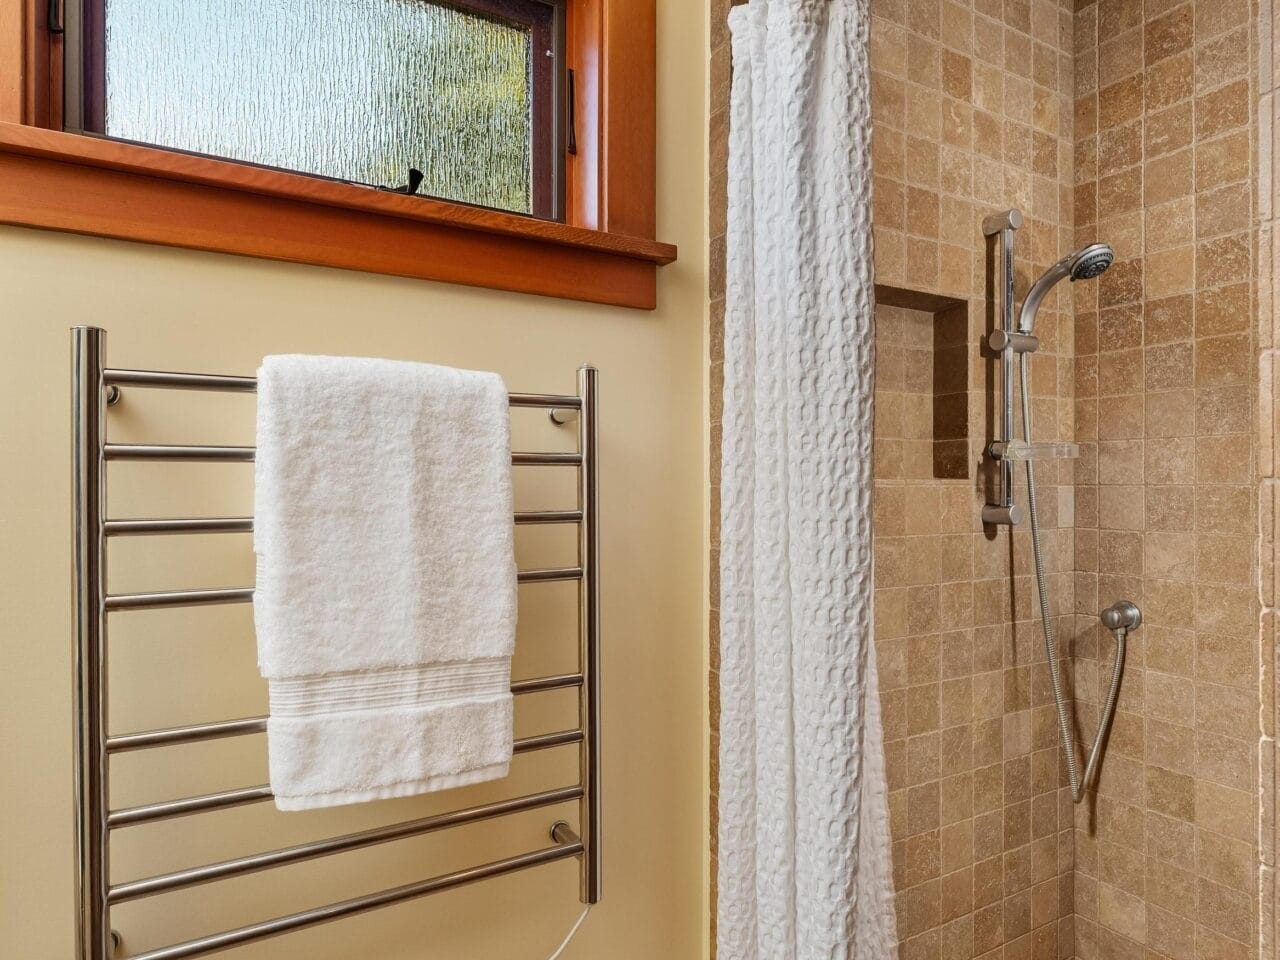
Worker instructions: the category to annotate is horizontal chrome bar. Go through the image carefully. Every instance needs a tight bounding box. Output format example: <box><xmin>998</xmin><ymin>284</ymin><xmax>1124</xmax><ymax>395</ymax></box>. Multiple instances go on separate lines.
<box><xmin>105</xmin><ymin>568</ymin><xmax>582</xmax><ymax>610</ymax></box>
<box><xmin>105</xmin><ymin>518</ymin><xmax>254</xmax><ymax>536</ymax></box>
<box><xmin>516</xmin><ymin>452</ymin><xmax>583</xmax><ymax>466</ymax></box>
<box><xmin>105</xmin><ymin>369</ymin><xmax>256</xmax><ymax>392</ymax></box>
<box><xmin>106</xmin><ymin>675</ymin><xmax>584</xmax><ymax>753</ymax></box>
<box><xmin>108</xmin><ymin>785</ymin><xmax>583</xmax><ymax>904</ymax></box>
<box><xmin>102</xmin><ymin>369</ymin><xmax>582</xmax><ymax>410</ymax></box>
<box><xmin>123</xmin><ymin>842</ymin><xmax>584</xmax><ymax>960</ymax></box>
<box><xmin>108</xmin><ymin>785</ymin><xmax>272</xmax><ymax>827</ymax></box>
<box><xmin>107</xmin><ymin>717</ymin><xmax>267</xmax><ymax>753</ymax></box>
<box><xmin>515</xmin><ymin>509</ymin><xmax>584</xmax><ymax>525</ymax></box>
<box><xmin>105</xmin><ymin>588</ymin><xmax>252</xmax><ymax>611</ymax></box>
<box><xmin>510</xmin><ymin>672</ymin><xmax>585</xmax><ymax>695</ymax></box>
<box><xmin>511</xmin><ymin>729</ymin><xmax>584</xmax><ymax>752</ymax></box>
<box><xmin>103</xmin><ymin>444</ymin><xmax>581</xmax><ymax>466</ymax></box>
<box><xmin>517</xmin><ymin>566</ymin><xmax>584</xmax><ymax>584</ymax></box>
<box><xmin>105</xmin><ymin>444</ymin><xmax>253</xmax><ymax>462</ymax></box>
<box><xmin>104</xmin><ymin>510</ymin><xmax>583</xmax><ymax>536</ymax></box>
<box><xmin>508</xmin><ymin>392</ymin><xmax>583</xmax><ymax>410</ymax></box>
<box><xmin>108</xmin><ymin>730</ymin><xmax>584</xmax><ymax>827</ymax></box>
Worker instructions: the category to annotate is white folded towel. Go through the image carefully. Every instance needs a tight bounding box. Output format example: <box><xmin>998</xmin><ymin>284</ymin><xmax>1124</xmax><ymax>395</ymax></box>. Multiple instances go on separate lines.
<box><xmin>253</xmin><ymin>354</ymin><xmax>517</xmax><ymax>810</ymax></box>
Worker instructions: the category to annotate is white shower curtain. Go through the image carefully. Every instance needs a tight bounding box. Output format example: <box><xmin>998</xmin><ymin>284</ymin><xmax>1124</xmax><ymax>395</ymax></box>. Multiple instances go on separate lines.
<box><xmin>717</xmin><ymin>2</ymin><xmax>896</xmax><ymax>958</ymax></box>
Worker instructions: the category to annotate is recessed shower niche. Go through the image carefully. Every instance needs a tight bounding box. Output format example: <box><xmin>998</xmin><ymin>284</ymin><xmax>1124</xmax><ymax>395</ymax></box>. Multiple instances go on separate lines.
<box><xmin>872</xmin><ymin>285</ymin><xmax>969</xmax><ymax>481</ymax></box>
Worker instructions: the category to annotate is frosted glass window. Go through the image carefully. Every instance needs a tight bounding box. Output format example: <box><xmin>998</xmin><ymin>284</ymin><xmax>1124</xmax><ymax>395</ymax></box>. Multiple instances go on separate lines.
<box><xmin>89</xmin><ymin>0</ymin><xmax>560</xmax><ymax>216</ymax></box>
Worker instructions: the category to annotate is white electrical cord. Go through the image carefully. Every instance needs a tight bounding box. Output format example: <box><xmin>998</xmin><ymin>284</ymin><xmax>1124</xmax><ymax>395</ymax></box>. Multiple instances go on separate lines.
<box><xmin>545</xmin><ymin>906</ymin><xmax>591</xmax><ymax>960</ymax></box>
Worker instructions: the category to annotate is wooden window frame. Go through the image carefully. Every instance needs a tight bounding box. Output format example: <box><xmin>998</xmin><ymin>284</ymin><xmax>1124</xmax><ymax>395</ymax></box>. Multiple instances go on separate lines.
<box><xmin>0</xmin><ymin>0</ymin><xmax>675</xmax><ymax>309</ymax></box>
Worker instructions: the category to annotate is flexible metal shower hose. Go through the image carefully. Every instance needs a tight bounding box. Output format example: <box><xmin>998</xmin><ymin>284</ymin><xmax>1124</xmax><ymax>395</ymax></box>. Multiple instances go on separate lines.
<box><xmin>1018</xmin><ymin>351</ymin><xmax>1126</xmax><ymax>803</ymax></box>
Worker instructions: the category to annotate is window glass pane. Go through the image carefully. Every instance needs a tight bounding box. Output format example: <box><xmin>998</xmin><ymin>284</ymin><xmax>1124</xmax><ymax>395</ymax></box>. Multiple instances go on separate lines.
<box><xmin>103</xmin><ymin>0</ymin><xmax>535</xmax><ymax>213</ymax></box>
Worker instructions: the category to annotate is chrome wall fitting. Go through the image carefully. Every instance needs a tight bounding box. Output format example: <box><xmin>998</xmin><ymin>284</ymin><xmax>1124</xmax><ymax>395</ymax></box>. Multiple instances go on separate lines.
<box><xmin>1100</xmin><ymin>600</ymin><xmax>1142</xmax><ymax>633</ymax></box>
<box><xmin>987</xmin><ymin>329</ymin><xmax>1039</xmax><ymax>354</ymax></box>
<box><xmin>551</xmin><ymin>821</ymin><xmax>582</xmax><ymax>845</ymax></box>
<box><xmin>980</xmin><ymin>504</ymin><xmax>1022</xmax><ymax>526</ymax></box>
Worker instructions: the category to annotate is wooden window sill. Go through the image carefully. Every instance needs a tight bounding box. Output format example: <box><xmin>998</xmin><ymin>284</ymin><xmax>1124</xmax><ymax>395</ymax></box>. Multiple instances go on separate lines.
<box><xmin>0</xmin><ymin>123</ymin><xmax>677</xmax><ymax>308</ymax></box>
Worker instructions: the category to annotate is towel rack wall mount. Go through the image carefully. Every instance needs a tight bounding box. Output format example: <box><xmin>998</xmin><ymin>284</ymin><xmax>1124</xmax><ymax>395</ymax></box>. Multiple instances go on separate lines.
<box><xmin>71</xmin><ymin>326</ymin><xmax>602</xmax><ymax>960</ymax></box>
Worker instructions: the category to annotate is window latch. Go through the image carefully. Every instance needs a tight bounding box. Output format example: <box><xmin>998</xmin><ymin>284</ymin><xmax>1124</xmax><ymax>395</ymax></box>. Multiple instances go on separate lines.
<box><xmin>48</xmin><ymin>0</ymin><xmax>64</xmax><ymax>34</ymax></box>
<box><xmin>377</xmin><ymin>168</ymin><xmax>424</xmax><ymax>196</ymax></box>
<box><xmin>567</xmin><ymin>69</ymin><xmax>577</xmax><ymax>156</ymax></box>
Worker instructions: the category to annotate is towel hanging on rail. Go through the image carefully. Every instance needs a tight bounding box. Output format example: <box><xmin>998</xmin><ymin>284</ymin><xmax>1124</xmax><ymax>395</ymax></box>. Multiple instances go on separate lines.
<box><xmin>253</xmin><ymin>354</ymin><xmax>519</xmax><ymax>810</ymax></box>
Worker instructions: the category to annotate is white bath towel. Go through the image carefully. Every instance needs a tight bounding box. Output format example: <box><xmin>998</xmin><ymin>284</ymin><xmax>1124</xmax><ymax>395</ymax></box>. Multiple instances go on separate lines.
<box><xmin>253</xmin><ymin>354</ymin><xmax>517</xmax><ymax>811</ymax></box>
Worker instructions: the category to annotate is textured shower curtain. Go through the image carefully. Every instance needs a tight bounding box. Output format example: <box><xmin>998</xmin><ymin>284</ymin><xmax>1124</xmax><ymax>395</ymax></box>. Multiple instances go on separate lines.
<box><xmin>717</xmin><ymin>1</ymin><xmax>896</xmax><ymax>958</ymax></box>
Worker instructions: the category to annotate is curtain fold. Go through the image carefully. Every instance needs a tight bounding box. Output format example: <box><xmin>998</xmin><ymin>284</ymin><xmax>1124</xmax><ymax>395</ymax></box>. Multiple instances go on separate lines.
<box><xmin>717</xmin><ymin>1</ymin><xmax>896</xmax><ymax>957</ymax></box>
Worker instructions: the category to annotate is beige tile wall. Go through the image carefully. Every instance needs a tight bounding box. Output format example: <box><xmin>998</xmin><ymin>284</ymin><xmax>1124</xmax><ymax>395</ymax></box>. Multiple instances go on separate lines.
<box><xmin>1069</xmin><ymin>3</ymin><xmax>1262</xmax><ymax>960</ymax></box>
<box><xmin>870</xmin><ymin>7</ymin><xmax>1082</xmax><ymax>959</ymax></box>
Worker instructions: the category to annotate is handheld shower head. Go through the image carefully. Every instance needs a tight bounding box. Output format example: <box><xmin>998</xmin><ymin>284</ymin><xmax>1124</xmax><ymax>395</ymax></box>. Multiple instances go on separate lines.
<box><xmin>1018</xmin><ymin>242</ymin><xmax>1114</xmax><ymax>333</ymax></box>
<box><xmin>1068</xmin><ymin>243</ymin><xmax>1115</xmax><ymax>281</ymax></box>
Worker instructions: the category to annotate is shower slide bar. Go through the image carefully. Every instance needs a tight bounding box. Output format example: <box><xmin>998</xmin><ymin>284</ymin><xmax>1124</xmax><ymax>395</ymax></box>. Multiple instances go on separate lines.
<box><xmin>981</xmin><ymin>209</ymin><xmax>1083</xmax><ymax>525</ymax></box>
<box><xmin>71</xmin><ymin>326</ymin><xmax>602</xmax><ymax>960</ymax></box>
<box><xmin>982</xmin><ymin>209</ymin><xmax>1023</xmax><ymax>526</ymax></box>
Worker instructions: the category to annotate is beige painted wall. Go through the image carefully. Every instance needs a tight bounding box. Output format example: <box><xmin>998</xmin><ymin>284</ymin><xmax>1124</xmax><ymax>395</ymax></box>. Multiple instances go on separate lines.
<box><xmin>0</xmin><ymin>2</ymin><xmax>707</xmax><ymax>956</ymax></box>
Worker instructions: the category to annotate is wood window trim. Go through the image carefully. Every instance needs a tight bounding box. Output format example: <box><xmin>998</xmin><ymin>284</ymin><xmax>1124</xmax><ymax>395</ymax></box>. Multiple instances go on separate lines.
<box><xmin>0</xmin><ymin>0</ymin><xmax>676</xmax><ymax>309</ymax></box>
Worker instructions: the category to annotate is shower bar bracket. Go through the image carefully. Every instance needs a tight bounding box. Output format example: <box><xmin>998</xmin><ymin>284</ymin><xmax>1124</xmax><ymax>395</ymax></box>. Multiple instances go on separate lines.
<box><xmin>988</xmin><ymin>330</ymin><xmax>1038</xmax><ymax>354</ymax></box>
<box><xmin>71</xmin><ymin>326</ymin><xmax>603</xmax><ymax>960</ymax></box>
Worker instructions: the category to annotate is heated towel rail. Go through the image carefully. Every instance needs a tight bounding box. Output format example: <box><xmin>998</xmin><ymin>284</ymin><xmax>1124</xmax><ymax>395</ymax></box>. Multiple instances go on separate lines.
<box><xmin>71</xmin><ymin>326</ymin><xmax>602</xmax><ymax>960</ymax></box>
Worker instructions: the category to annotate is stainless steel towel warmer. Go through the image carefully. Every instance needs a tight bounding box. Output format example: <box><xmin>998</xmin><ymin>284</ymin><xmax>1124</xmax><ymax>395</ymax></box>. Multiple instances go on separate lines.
<box><xmin>71</xmin><ymin>325</ymin><xmax>602</xmax><ymax>960</ymax></box>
